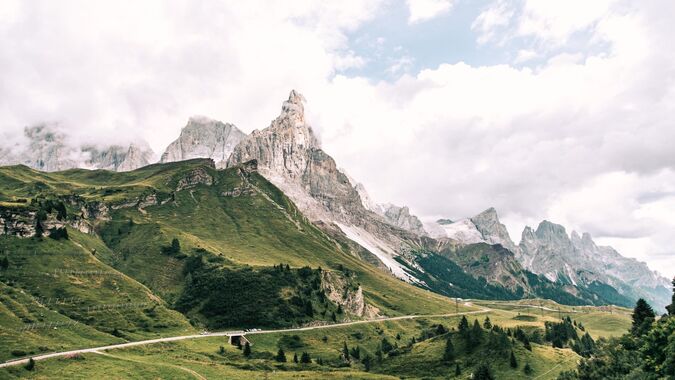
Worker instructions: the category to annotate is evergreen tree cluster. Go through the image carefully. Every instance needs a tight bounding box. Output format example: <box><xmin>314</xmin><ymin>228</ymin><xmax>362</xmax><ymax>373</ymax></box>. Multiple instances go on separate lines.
<box><xmin>558</xmin><ymin>289</ymin><xmax>675</xmax><ymax>379</ymax></box>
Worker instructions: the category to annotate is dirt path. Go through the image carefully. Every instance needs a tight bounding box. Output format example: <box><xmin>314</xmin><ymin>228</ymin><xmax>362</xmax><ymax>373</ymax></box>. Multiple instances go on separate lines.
<box><xmin>0</xmin><ymin>307</ymin><xmax>489</xmax><ymax>368</ymax></box>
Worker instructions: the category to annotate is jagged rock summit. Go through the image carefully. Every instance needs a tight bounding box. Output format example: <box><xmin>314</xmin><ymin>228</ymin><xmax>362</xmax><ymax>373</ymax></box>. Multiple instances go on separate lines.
<box><xmin>227</xmin><ymin>90</ymin><xmax>359</xmax><ymax>222</ymax></box>
<box><xmin>160</xmin><ymin>116</ymin><xmax>246</xmax><ymax>168</ymax></box>
<box><xmin>427</xmin><ymin>207</ymin><xmax>517</xmax><ymax>252</ymax></box>
<box><xmin>518</xmin><ymin>220</ymin><xmax>671</xmax><ymax>309</ymax></box>
<box><xmin>0</xmin><ymin>124</ymin><xmax>154</xmax><ymax>172</ymax></box>
<box><xmin>226</xmin><ymin>90</ymin><xmax>424</xmax><ymax>281</ymax></box>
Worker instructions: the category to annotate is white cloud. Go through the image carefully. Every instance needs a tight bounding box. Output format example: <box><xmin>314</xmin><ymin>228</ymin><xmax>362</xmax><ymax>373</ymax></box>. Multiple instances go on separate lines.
<box><xmin>0</xmin><ymin>0</ymin><xmax>383</xmax><ymax>150</ymax></box>
<box><xmin>516</xmin><ymin>0</ymin><xmax>616</xmax><ymax>46</ymax></box>
<box><xmin>472</xmin><ymin>0</ymin><xmax>514</xmax><ymax>45</ymax></box>
<box><xmin>1</xmin><ymin>1</ymin><xmax>674</xmax><ymax>278</ymax></box>
<box><xmin>514</xmin><ymin>49</ymin><xmax>538</xmax><ymax>63</ymax></box>
<box><xmin>406</xmin><ymin>0</ymin><xmax>454</xmax><ymax>24</ymax></box>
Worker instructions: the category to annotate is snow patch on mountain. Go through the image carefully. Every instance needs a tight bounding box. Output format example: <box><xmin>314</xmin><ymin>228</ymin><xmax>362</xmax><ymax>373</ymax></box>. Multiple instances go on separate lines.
<box><xmin>336</xmin><ymin>222</ymin><xmax>417</xmax><ymax>282</ymax></box>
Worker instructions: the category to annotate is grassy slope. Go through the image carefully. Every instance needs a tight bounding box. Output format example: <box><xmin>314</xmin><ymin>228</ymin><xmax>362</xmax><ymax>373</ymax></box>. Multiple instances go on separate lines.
<box><xmin>0</xmin><ymin>161</ymin><xmax>634</xmax><ymax>378</ymax></box>
<box><xmin>0</xmin><ymin>233</ymin><xmax>194</xmax><ymax>361</ymax></box>
<box><xmin>0</xmin><ymin>161</ymin><xmax>465</xmax><ymax>316</ymax></box>
<box><xmin>0</xmin><ymin>161</ymin><xmax>469</xmax><ymax>363</ymax></box>
<box><xmin>0</xmin><ymin>301</ymin><xmax>630</xmax><ymax>379</ymax></box>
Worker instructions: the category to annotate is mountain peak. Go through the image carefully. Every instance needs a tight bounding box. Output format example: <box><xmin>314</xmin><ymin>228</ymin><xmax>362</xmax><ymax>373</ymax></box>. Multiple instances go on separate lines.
<box><xmin>470</xmin><ymin>207</ymin><xmax>518</xmax><ymax>252</ymax></box>
<box><xmin>160</xmin><ymin>117</ymin><xmax>246</xmax><ymax>168</ymax></box>
<box><xmin>280</xmin><ymin>90</ymin><xmax>307</xmax><ymax>126</ymax></box>
<box><xmin>535</xmin><ymin>220</ymin><xmax>567</xmax><ymax>237</ymax></box>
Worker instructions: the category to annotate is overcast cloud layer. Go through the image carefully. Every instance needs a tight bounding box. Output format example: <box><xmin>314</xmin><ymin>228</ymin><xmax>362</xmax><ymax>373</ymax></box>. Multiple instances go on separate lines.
<box><xmin>1</xmin><ymin>0</ymin><xmax>673</xmax><ymax>278</ymax></box>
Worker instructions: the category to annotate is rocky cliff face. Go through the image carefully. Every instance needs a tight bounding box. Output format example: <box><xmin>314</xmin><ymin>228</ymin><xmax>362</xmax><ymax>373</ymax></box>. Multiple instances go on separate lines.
<box><xmin>427</xmin><ymin>207</ymin><xmax>517</xmax><ymax>252</ymax></box>
<box><xmin>0</xmin><ymin>124</ymin><xmax>153</xmax><ymax>172</ymax></box>
<box><xmin>470</xmin><ymin>207</ymin><xmax>519</xmax><ymax>253</ymax></box>
<box><xmin>226</xmin><ymin>90</ymin><xmax>374</xmax><ymax>224</ymax></box>
<box><xmin>352</xmin><ymin>180</ymin><xmax>427</xmax><ymax>236</ymax></box>
<box><xmin>380</xmin><ymin>204</ymin><xmax>427</xmax><ymax>236</ymax></box>
<box><xmin>321</xmin><ymin>270</ymin><xmax>380</xmax><ymax>318</ymax></box>
<box><xmin>226</xmin><ymin>91</ymin><xmax>423</xmax><ymax>281</ymax></box>
<box><xmin>160</xmin><ymin>116</ymin><xmax>246</xmax><ymax>168</ymax></box>
<box><xmin>518</xmin><ymin>220</ymin><xmax>671</xmax><ymax>310</ymax></box>
<box><xmin>83</xmin><ymin>142</ymin><xmax>154</xmax><ymax>172</ymax></box>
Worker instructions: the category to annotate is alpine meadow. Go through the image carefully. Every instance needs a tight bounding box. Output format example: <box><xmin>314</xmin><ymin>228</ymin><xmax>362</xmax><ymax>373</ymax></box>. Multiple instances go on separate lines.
<box><xmin>1</xmin><ymin>1</ymin><xmax>674</xmax><ymax>379</ymax></box>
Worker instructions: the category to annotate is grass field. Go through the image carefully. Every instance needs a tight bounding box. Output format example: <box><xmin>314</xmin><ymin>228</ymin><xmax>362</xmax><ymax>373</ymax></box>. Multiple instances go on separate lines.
<box><xmin>0</xmin><ymin>161</ymin><xmax>635</xmax><ymax>378</ymax></box>
<box><xmin>0</xmin><ymin>301</ymin><xmax>631</xmax><ymax>379</ymax></box>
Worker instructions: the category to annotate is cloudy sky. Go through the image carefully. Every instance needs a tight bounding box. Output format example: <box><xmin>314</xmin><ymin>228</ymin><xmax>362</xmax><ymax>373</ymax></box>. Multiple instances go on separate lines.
<box><xmin>1</xmin><ymin>0</ymin><xmax>674</xmax><ymax>278</ymax></box>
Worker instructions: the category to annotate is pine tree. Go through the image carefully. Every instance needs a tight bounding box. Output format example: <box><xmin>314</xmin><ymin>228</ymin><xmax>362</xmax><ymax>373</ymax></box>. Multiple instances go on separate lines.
<box><xmin>381</xmin><ymin>337</ymin><xmax>393</xmax><ymax>354</ymax></box>
<box><xmin>473</xmin><ymin>363</ymin><xmax>495</xmax><ymax>380</ymax></box>
<box><xmin>25</xmin><ymin>358</ymin><xmax>35</xmax><ymax>371</ymax></box>
<box><xmin>631</xmin><ymin>298</ymin><xmax>655</xmax><ymax>337</ymax></box>
<box><xmin>350</xmin><ymin>346</ymin><xmax>360</xmax><ymax>360</ymax></box>
<box><xmin>243</xmin><ymin>342</ymin><xmax>251</xmax><ymax>357</ymax></box>
<box><xmin>300</xmin><ymin>352</ymin><xmax>311</xmax><ymax>364</ymax></box>
<box><xmin>458</xmin><ymin>316</ymin><xmax>469</xmax><ymax>336</ymax></box>
<box><xmin>342</xmin><ymin>342</ymin><xmax>350</xmax><ymax>361</ymax></box>
<box><xmin>0</xmin><ymin>256</ymin><xmax>8</xmax><ymax>270</ymax></box>
<box><xmin>219</xmin><ymin>345</ymin><xmax>225</xmax><ymax>354</ymax></box>
<box><xmin>171</xmin><ymin>238</ymin><xmax>180</xmax><ymax>254</ymax></box>
<box><xmin>436</xmin><ymin>324</ymin><xmax>447</xmax><ymax>335</ymax></box>
<box><xmin>375</xmin><ymin>348</ymin><xmax>383</xmax><ymax>362</ymax></box>
<box><xmin>523</xmin><ymin>362</ymin><xmax>533</xmax><ymax>375</ymax></box>
<box><xmin>469</xmin><ymin>319</ymin><xmax>484</xmax><ymax>348</ymax></box>
<box><xmin>293</xmin><ymin>353</ymin><xmax>298</xmax><ymax>363</ymax></box>
<box><xmin>363</xmin><ymin>354</ymin><xmax>372</xmax><ymax>372</ymax></box>
<box><xmin>275</xmin><ymin>348</ymin><xmax>287</xmax><ymax>362</ymax></box>
<box><xmin>667</xmin><ymin>277</ymin><xmax>675</xmax><ymax>316</ymax></box>
<box><xmin>510</xmin><ymin>351</ymin><xmax>518</xmax><ymax>368</ymax></box>
<box><xmin>443</xmin><ymin>337</ymin><xmax>454</xmax><ymax>361</ymax></box>
<box><xmin>483</xmin><ymin>316</ymin><xmax>492</xmax><ymax>329</ymax></box>
<box><xmin>455</xmin><ymin>363</ymin><xmax>461</xmax><ymax>376</ymax></box>
<box><xmin>523</xmin><ymin>335</ymin><xmax>532</xmax><ymax>351</ymax></box>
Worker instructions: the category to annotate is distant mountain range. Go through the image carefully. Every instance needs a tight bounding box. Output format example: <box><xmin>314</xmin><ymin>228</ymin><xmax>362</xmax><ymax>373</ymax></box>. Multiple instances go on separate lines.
<box><xmin>1</xmin><ymin>90</ymin><xmax>670</xmax><ymax>311</ymax></box>
<box><xmin>426</xmin><ymin>209</ymin><xmax>671</xmax><ymax>310</ymax></box>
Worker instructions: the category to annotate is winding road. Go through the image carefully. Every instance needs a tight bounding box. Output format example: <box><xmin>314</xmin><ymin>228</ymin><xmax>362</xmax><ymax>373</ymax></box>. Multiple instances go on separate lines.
<box><xmin>0</xmin><ymin>307</ymin><xmax>489</xmax><ymax>369</ymax></box>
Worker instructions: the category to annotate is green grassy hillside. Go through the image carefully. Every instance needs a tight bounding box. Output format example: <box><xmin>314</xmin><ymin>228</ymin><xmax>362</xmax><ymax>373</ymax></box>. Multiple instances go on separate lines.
<box><xmin>0</xmin><ymin>160</ymin><xmax>471</xmax><ymax>362</ymax></box>
<box><xmin>0</xmin><ymin>300</ymin><xmax>631</xmax><ymax>379</ymax></box>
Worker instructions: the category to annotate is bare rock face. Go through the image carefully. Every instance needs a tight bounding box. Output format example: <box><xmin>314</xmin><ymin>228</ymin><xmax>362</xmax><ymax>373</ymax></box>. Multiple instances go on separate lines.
<box><xmin>0</xmin><ymin>207</ymin><xmax>37</xmax><ymax>237</ymax></box>
<box><xmin>321</xmin><ymin>270</ymin><xmax>380</xmax><ymax>318</ymax></box>
<box><xmin>0</xmin><ymin>124</ymin><xmax>154</xmax><ymax>172</ymax></box>
<box><xmin>379</xmin><ymin>204</ymin><xmax>427</xmax><ymax>236</ymax></box>
<box><xmin>470</xmin><ymin>207</ymin><xmax>519</xmax><ymax>253</ymax></box>
<box><xmin>161</xmin><ymin>116</ymin><xmax>246</xmax><ymax>168</ymax></box>
<box><xmin>227</xmin><ymin>90</ymin><xmax>364</xmax><ymax>224</ymax></box>
<box><xmin>83</xmin><ymin>142</ymin><xmax>154</xmax><ymax>172</ymax></box>
<box><xmin>428</xmin><ymin>207</ymin><xmax>517</xmax><ymax>252</ymax></box>
<box><xmin>226</xmin><ymin>91</ymin><xmax>423</xmax><ymax>281</ymax></box>
<box><xmin>175</xmin><ymin>167</ymin><xmax>214</xmax><ymax>191</ymax></box>
<box><xmin>518</xmin><ymin>220</ymin><xmax>672</xmax><ymax>310</ymax></box>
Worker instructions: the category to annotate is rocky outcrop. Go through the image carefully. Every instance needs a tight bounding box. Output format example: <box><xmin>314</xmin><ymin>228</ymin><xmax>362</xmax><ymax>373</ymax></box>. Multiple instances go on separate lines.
<box><xmin>321</xmin><ymin>270</ymin><xmax>380</xmax><ymax>318</ymax></box>
<box><xmin>160</xmin><ymin>116</ymin><xmax>246</xmax><ymax>168</ymax></box>
<box><xmin>175</xmin><ymin>167</ymin><xmax>214</xmax><ymax>191</ymax></box>
<box><xmin>84</xmin><ymin>143</ymin><xmax>154</xmax><ymax>172</ymax></box>
<box><xmin>379</xmin><ymin>204</ymin><xmax>427</xmax><ymax>236</ymax></box>
<box><xmin>0</xmin><ymin>124</ymin><xmax>154</xmax><ymax>172</ymax></box>
<box><xmin>470</xmin><ymin>207</ymin><xmax>518</xmax><ymax>253</ymax></box>
<box><xmin>428</xmin><ymin>207</ymin><xmax>518</xmax><ymax>252</ymax></box>
<box><xmin>518</xmin><ymin>220</ymin><xmax>672</xmax><ymax>310</ymax></box>
<box><xmin>226</xmin><ymin>91</ymin><xmax>424</xmax><ymax>281</ymax></box>
<box><xmin>0</xmin><ymin>207</ymin><xmax>38</xmax><ymax>237</ymax></box>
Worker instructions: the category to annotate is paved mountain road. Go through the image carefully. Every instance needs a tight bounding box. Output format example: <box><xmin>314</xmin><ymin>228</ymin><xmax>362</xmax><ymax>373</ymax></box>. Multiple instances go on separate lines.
<box><xmin>0</xmin><ymin>307</ymin><xmax>489</xmax><ymax>369</ymax></box>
